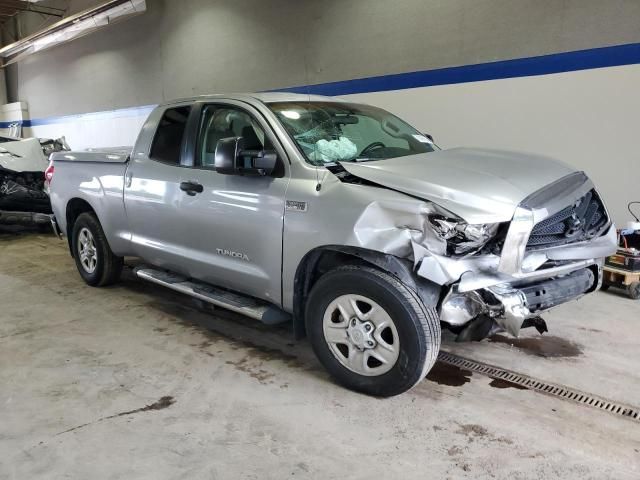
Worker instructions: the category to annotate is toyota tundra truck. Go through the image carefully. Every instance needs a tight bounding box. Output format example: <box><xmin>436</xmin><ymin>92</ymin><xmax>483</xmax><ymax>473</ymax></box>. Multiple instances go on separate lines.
<box><xmin>48</xmin><ymin>93</ymin><xmax>617</xmax><ymax>396</ymax></box>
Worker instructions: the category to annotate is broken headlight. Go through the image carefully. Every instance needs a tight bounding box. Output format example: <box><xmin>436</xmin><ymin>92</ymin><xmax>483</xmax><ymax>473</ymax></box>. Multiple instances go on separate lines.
<box><xmin>429</xmin><ymin>215</ymin><xmax>499</xmax><ymax>255</ymax></box>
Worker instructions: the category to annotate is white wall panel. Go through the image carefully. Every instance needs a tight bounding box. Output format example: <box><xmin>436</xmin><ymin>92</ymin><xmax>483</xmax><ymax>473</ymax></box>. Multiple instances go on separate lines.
<box><xmin>25</xmin><ymin>106</ymin><xmax>154</xmax><ymax>150</ymax></box>
<box><xmin>344</xmin><ymin>65</ymin><xmax>640</xmax><ymax>225</ymax></box>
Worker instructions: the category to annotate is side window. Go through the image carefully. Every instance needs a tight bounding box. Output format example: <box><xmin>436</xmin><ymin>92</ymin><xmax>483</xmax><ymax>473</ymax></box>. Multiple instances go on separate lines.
<box><xmin>197</xmin><ymin>105</ymin><xmax>272</xmax><ymax>168</ymax></box>
<box><xmin>149</xmin><ymin>106</ymin><xmax>191</xmax><ymax>165</ymax></box>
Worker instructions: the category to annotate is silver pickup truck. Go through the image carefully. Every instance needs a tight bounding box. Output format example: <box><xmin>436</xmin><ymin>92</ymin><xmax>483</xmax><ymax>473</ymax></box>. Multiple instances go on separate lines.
<box><xmin>48</xmin><ymin>92</ymin><xmax>617</xmax><ymax>396</ymax></box>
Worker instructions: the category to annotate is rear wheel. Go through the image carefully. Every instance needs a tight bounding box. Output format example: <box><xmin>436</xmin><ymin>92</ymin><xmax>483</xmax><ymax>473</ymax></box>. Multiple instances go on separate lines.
<box><xmin>71</xmin><ymin>212</ymin><xmax>123</xmax><ymax>287</ymax></box>
<box><xmin>306</xmin><ymin>265</ymin><xmax>441</xmax><ymax>397</ymax></box>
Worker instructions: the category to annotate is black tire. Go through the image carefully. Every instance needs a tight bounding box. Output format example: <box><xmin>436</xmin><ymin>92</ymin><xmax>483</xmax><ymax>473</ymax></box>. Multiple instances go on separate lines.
<box><xmin>627</xmin><ymin>282</ymin><xmax>640</xmax><ymax>300</ymax></box>
<box><xmin>305</xmin><ymin>265</ymin><xmax>441</xmax><ymax>397</ymax></box>
<box><xmin>71</xmin><ymin>212</ymin><xmax>123</xmax><ymax>287</ymax></box>
<box><xmin>599</xmin><ymin>284</ymin><xmax>610</xmax><ymax>292</ymax></box>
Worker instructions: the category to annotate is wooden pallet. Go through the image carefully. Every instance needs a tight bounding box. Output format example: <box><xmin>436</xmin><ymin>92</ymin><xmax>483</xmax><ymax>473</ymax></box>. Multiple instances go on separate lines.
<box><xmin>602</xmin><ymin>265</ymin><xmax>640</xmax><ymax>299</ymax></box>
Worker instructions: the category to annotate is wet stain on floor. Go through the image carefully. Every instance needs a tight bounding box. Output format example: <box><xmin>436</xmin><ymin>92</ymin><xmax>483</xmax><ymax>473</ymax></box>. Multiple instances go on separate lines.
<box><xmin>488</xmin><ymin>334</ymin><xmax>583</xmax><ymax>358</ymax></box>
<box><xmin>426</xmin><ymin>362</ymin><xmax>472</xmax><ymax>387</ymax></box>
<box><xmin>456</xmin><ymin>423</ymin><xmax>513</xmax><ymax>445</ymax></box>
<box><xmin>489</xmin><ymin>378</ymin><xmax>528</xmax><ymax>390</ymax></box>
<box><xmin>130</xmin><ymin>283</ymin><xmax>323</xmax><ymax>383</ymax></box>
<box><xmin>111</xmin><ymin>395</ymin><xmax>175</xmax><ymax>416</ymax></box>
<box><xmin>427</xmin><ymin>361</ymin><xmax>530</xmax><ymax>391</ymax></box>
<box><xmin>56</xmin><ymin>396</ymin><xmax>176</xmax><ymax>435</ymax></box>
<box><xmin>226</xmin><ymin>357</ymin><xmax>276</xmax><ymax>384</ymax></box>
<box><xmin>457</xmin><ymin>423</ymin><xmax>488</xmax><ymax>439</ymax></box>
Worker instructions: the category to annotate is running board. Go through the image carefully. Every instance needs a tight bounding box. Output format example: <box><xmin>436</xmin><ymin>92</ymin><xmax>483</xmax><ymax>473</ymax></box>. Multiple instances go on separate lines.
<box><xmin>134</xmin><ymin>266</ymin><xmax>290</xmax><ymax>325</ymax></box>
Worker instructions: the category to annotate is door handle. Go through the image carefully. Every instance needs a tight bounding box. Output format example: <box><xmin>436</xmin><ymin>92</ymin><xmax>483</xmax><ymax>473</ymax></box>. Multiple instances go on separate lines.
<box><xmin>125</xmin><ymin>171</ymin><xmax>133</xmax><ymax>188</ymax></box>
<box><xmin>180</xmin><ymin>181</ymin><xmax>204</xmax><ymax>196</ymax></box>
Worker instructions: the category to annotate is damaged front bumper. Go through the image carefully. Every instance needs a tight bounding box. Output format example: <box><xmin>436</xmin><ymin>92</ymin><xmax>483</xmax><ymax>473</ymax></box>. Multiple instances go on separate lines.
<box><xmin>423</xmin><ymin>226</ymin><xmax>616</xmax><ymax>337</ymax></box>
<box><xmin>438</xmin><ymin>265</ymin><xmax>600</xmax><ymax>337</ymax></box>
<box><xmin>349</xmin><ymin>171</ymin><xmax>617</xmax><ymax>338</ymax></box>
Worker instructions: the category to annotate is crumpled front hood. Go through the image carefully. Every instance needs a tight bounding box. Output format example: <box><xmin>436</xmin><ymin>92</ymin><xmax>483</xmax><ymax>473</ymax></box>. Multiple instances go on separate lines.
<box><xmin>0</xmin><ymin>138</ymin><xmax>48</xmax><ymax>172</ymax></box>
<box><xmin>340</xmin><ymin>148</ymin><xmax>577</xmax><ymax>224</ymax></box>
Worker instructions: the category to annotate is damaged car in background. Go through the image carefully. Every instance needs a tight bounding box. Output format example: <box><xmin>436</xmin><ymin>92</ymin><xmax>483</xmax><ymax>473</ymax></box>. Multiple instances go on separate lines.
<box><xmin>47</xmin><ymin>93</ymin><xmax>617</xmax><ymax>396</ymax></box>
<box><xmin>0</xmin><ymin>136</ymin><xmax>69</xmax><ymax>227</ymax></box>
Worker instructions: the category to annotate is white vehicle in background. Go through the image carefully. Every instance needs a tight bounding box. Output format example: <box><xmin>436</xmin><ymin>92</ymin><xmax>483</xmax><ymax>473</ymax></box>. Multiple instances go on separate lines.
<box><xmin>0</xmin><ymin>135</ymin><xmax>69</xmax><ymax>227</ymax></box>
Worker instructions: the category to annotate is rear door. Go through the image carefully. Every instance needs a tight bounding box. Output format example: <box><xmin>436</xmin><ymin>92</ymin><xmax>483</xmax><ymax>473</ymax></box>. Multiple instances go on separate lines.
<box><xmin>174</xmin><ymin>100</ymin><xmax>290</xmax><ymax>304</ymax></box>
<box><xmin>124</xmin><ymin>104</ymin><xmax>194</xmax><ymax>273</ymax></box>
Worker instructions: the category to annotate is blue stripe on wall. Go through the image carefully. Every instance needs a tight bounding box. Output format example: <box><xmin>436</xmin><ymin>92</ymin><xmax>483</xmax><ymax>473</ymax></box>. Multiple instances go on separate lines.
<box><xmin>2</xmin><ymin>42</ymin><xmax>639</xmax><ymax>129</ymax></box>
<box><xmin>0</xmin><ymin>120</ymin><xmax>22</xmax><ymax>129</ymax></box>
<box><xmin>274</xmin><ymin>42</ymin><xmax>640</xmax><ymax>96</ymax></box>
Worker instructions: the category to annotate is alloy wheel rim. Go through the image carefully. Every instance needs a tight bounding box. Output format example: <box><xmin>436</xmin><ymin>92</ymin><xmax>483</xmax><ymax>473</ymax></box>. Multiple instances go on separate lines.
<box><xmin>322</xmin><ymin>294</ymin><xmax>400</xmax><ymax>376</ymax></box>
<box><xmin>78</xmin><ymin>227</ymin><xmax>98</xmax><ymax>274</ymax></box>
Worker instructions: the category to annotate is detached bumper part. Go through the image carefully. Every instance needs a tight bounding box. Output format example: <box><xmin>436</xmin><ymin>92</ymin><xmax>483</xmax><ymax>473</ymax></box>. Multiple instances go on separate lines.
<box><xmin>519</xmin><ymin>268</ymin><xmax>594</xmax><ymax>312</ymax></box>
<box><xmin>0</xmin><ymin>210</ymin><xmax>52</xmax><ymax>226</ymax></box>
<box><xmin>441</xmin><ymin>267</ymin><xmax>596</xmax><ymax>337</ymax></box>
<box><xmin>486</xmin><ymin>284</ymin><xmax>530</xmax><ymax>336</ymax></box>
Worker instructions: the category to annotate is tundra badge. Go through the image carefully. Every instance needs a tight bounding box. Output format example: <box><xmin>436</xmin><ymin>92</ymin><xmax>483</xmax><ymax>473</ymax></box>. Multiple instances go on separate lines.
<box><xmin>216</xmin><ymin>248</ymin><xmax>250</xmax><ymax>261</ymax></box>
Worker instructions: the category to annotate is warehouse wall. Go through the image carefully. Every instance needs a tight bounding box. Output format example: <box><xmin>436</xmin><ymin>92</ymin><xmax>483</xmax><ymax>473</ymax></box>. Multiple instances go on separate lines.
<box><xmin>3</xmin><ymin>0</ymin><xmax>640</xmax><ymax>224</ymax></box>
<box><xmin>7</xmin><ymin>0</ymin><xmax>640</xmax><ymax>117</ymax></box>
<box><xmin>343</xmin><ymin>63</ymin><xmax>640</xmax><ymax>228</ymax></box>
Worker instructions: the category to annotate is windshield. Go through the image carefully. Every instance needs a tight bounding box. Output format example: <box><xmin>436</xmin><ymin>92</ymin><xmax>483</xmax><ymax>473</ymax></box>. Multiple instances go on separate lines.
<box><xmin>268</xmin><ymin>101</ymin><xmax>436</xmax><ymax>165</ymax></box>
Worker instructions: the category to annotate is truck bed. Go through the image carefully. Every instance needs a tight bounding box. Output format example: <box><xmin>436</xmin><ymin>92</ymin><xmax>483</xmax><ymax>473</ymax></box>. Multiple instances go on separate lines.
<box><xmin>50</xmin><ymin>147</ymin><xmax>131</xmax><ymax>164</ymax></box>
<box><xmin>49</xmin><ymin>148</ymin><xmax>132</xmax><ymax>254</ymax></box>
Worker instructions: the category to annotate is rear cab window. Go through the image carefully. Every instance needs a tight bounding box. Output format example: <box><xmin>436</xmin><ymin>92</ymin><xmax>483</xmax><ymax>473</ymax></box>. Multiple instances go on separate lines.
<box><xmin>149</xmin><ymin>106</ymin><xmax>192</xmax><ymax>165</ymax></box>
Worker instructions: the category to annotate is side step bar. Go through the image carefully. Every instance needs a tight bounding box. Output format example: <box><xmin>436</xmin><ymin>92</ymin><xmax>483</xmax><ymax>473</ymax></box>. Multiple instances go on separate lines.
<box><xmin>134</xmin><ymin>266</ymin><xmax>291</xmax><ymax>325</ymax></box>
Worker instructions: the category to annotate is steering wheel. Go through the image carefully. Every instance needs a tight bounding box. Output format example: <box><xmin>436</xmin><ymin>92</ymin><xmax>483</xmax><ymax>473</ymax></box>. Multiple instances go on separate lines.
<box><xmin>359</xmin><ymin>141</ymin><xmax>386</xmax><ymax>157</ymax></box>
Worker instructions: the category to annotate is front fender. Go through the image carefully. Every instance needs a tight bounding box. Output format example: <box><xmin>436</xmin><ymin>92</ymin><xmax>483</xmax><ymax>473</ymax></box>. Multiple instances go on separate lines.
<box><xmin>291</xmin><ymin>245</ymin><xmax>442</xmax><ymax>338</ymax></box>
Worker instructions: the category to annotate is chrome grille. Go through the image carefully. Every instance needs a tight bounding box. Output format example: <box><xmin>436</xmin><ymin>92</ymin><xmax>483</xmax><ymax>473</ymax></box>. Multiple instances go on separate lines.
<box><xmin>527</xmin><ymin>189</ymin><xmax>608</xmax><ymax>250</ymax></box>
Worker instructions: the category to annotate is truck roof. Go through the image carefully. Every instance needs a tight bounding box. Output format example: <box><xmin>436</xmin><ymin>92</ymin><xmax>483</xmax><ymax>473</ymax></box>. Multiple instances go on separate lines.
<box><xmin>163</xmin><ymin>92</ymin><xmax>346</xmax><ymax>106</ymax></box>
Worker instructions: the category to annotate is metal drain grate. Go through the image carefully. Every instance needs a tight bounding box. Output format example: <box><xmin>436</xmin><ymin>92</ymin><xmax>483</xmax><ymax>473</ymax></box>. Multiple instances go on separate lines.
<box><xmin>437</xmin><ymin>351</ymin><xmax>640</xmax><ymax>422</ymax></box>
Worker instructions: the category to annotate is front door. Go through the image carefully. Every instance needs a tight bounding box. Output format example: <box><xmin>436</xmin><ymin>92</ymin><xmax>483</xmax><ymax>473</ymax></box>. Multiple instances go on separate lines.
<box><xmin>174</xmin><ymin>101</ymin><xmax>290</xmax><ymax>304</ymax></box>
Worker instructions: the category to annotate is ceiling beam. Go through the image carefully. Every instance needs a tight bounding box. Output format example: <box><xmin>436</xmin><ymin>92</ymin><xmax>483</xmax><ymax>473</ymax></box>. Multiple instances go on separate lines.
<box><xmin>0</xmin><ymin>1</ymin><xmax>65</xmax><ymax>17</ymax></box>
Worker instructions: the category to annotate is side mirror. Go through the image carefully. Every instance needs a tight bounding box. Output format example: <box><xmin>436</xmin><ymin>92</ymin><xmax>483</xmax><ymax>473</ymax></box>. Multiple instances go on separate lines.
<box><xmin>424</xmin><ymin>133</ymin><xmax>434</xmax><ymax>143</ymax></box>
<box><xmin>215</xmin><ymin>137</ymin><xmax>277</xmax><ymax>176</ymax></box>
<box><xmin>214</xmin><ymin>137</ymin><xmax>242</xmax><ymax>175</ymax></box>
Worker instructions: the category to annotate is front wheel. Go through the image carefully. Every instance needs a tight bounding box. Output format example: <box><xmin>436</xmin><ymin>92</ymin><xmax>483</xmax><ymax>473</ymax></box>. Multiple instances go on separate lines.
<box><xmin>306</xmin><ymin>266</ymin><xmax>441</xmax><ymax>397</ymax></box>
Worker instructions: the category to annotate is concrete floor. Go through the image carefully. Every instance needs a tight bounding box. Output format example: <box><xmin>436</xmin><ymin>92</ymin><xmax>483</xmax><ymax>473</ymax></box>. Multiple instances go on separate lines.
<box><xmin>1</xmin><ymin>228</ymin><xmax>639</xmax><ymax>479</ymax></box>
